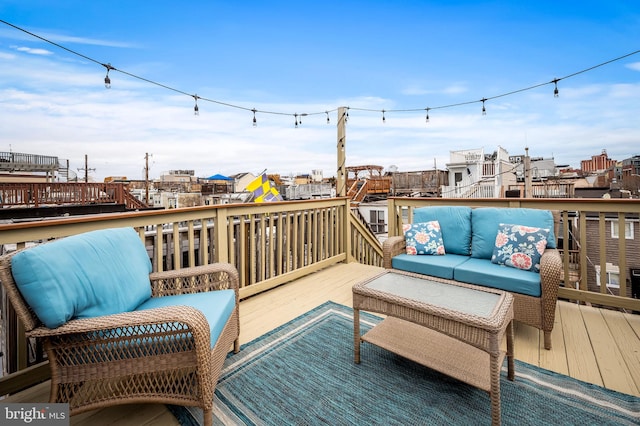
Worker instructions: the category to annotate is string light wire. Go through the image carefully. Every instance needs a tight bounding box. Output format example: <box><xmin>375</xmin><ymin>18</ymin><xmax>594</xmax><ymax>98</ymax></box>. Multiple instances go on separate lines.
<box><xmin>1</xmin><ymin>19</ymin><xmax>638</xmax><ymax>124</ymax></box>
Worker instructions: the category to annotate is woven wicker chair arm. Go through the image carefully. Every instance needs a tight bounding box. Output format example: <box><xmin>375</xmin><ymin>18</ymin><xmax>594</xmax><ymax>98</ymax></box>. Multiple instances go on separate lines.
<box><xmin>26</xmin><ymin>305</ymin><xmax>211</xmax><ymax>343</ymax></box>
<box><xmin>149</xmin><ymin>262</ymin><xmax>239</xmax><ymax>297</ymax></box>
<box><xmin>540</xmin><ymin>248</ymin><xmax>562</xmax><ymax>298</ymax></box>
<box><xmin>382</xmin><ymin>236</ymin><xmax>406</xmax><ymax>268</ymax></box>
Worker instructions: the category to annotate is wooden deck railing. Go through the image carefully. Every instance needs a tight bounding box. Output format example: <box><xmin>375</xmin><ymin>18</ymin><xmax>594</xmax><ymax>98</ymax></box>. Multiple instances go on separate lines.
<box><xmin>0</xmin><ymin>182</ymin><xmax>146</xmax><ymax>209</ymax></box>
<box><xmin>0</xmin><ymin>197</ymin><xmax>383</xmax><ymax>394</ymax></box>
<box><xmin>388</xmin><ymin>197</ymin><xmax>640</xmax><ymax>311</ymax></box>
<box><xmin>2</xmin><ymin>196</ymin><xmax>639</xmax><ymax>396</ymax></box>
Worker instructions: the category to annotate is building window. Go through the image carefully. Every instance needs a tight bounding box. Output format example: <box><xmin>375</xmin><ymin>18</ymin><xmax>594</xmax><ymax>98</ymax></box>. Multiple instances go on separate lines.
<box><xmin>369</xmin><ymin>210</ymin><xmax>386</xmax><ymax>233</ymax></box>
<box><xmin>594</xmin><ymin>264</ymin><xmax>620</xmax><ymax>289</ymax></box>
<box><xmin>610</xmin><ymin>219</ymin><xmax>634</xmax><ymax>239</ymax></box>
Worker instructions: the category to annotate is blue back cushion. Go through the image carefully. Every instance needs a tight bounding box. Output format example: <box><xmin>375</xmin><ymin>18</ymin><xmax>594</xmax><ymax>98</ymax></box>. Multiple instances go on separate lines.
<box><xmin>11</xmin><ymin>228</ymin><xmax>152</xmax><ymax>329</ymax></box>
<box><xmin>413</xmin><ymin>206</ymin><xmax>472</xmax><ymax>255</ymax></box>
<box><xmin>471</xmin><ymin>208</ymin><xmax>556</xmax><ymax>260</ymax></box>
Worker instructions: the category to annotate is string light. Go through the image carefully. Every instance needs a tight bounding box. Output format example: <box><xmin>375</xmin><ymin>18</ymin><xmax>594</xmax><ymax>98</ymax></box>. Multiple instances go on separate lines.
<box><xmin>382</xmin><ymin>109</ymin><xmax>386</xmax><ymax>123</ymax></box>
<box><xmin>252</xmin><ymin>109</ymin><xmax>257</xmax><ymax>127</ymax></box>
<box><xmin>1</xmin><ymin>19</ymin><xmax>638</xmax><ymax>127</ymax></box>
<box><xmin>103</xmin><ymin>63</ymin><xmax>114</xmax><ymax>89</ymax></box>
<box><xmin>193</xmin><ymin>94</ymin><xmax>199</xmax><ymax>115</ymax></box>
<box><xmin>294</xmin><ymin>113</ymin><xmax>299</xmax><ymax>128</ymax></box>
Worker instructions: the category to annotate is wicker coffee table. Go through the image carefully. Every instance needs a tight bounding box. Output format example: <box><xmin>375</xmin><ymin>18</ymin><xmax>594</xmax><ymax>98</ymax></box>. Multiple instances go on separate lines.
<box><xmin>353</xmin><ymin>269</ymin><xmax>514</xmax><ymax>426</ymax></box>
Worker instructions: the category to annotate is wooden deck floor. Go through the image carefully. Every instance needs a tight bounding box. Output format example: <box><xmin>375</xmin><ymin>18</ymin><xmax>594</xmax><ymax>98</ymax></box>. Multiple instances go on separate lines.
<box><xmin>6</xmin><ymin>262</ymin><xmax>640</xmax><ymax>425</ymax></box>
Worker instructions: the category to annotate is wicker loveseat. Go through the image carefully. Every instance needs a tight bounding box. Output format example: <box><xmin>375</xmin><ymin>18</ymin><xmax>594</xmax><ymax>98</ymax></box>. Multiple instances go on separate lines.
<box><xmin>383</xmin><ymin>207</ymin><xmax>562</xmax><ymax>349</ymax></box>
<box><xmin>0</xmin><ymin>227</ymin><xmax>239</xmax><ymax>426</ymax></box>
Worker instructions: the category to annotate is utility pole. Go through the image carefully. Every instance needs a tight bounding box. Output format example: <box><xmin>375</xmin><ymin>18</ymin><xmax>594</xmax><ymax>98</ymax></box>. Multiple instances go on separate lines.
<box><xmin>144</xmin><ymin>153</ymin><xmax>151</xmax><ymax>205</ymax></box>
<box><xmin>77</xmin><ymin>154</ymin><xmax>95</xmax><ymax>183</ymax></box>
<box><xmin>524</xmin><ymin>147</ymin><xmax>532</xmax><ymax>198</ymax></box>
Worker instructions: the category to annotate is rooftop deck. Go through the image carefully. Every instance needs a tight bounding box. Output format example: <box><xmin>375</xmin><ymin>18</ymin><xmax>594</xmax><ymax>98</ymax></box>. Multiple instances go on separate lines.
<box><xmin>6</xmin><ymin>262</ymin><xmax>640</xmax><ymax>425</ymax></box>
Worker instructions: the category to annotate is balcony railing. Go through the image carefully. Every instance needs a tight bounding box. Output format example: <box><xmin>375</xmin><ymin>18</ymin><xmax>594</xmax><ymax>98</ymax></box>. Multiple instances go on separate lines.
<box><xmin>0</xmin><ymin>197</ymin><xmax>383</xmax><ymax>394</ymax></box>
<box><xmin>2</xmin><ymin>196</ymin><xmax>640</xmax><ymax>397</ymax></box>
<box><xmin>388</xmin><ymin>197</ymin><xmax>640</xmax><ymax>311</ymax></box>
<box><xmin>0</xmin><ymin>182</ymin><xmax>148</xmax><ymax>210</ymax></box>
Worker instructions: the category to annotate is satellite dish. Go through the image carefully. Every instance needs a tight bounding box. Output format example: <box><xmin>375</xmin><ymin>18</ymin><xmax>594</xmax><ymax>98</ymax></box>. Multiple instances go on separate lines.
<box><xmin>388</xmin><ymin>165</ymin><xmax>398</xmax><ymax>173</ymax></box>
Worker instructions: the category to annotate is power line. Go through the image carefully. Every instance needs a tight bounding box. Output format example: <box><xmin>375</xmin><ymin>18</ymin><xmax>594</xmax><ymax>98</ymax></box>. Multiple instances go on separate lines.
<box><xmin>1</xmin><ymin>18</ymin><xmax>638</xmax><ymax>125</ymax></box>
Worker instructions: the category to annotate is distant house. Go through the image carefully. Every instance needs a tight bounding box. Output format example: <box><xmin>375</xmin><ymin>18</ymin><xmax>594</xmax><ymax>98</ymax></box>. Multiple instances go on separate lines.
<box><xmin>440</xmin><ymin>147</ymin><xmax>516</xmax><ymax>198</ymax></box>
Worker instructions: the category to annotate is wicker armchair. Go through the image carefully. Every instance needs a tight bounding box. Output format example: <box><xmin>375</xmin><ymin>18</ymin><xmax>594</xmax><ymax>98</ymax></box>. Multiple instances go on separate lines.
<box><xmin>0</xmin><ymin>247</ymin><xmax>239</xmax><ymax>426</ymax></box>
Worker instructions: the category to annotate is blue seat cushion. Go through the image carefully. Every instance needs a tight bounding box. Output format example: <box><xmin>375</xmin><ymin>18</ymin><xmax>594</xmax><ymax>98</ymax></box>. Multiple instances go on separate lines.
<box><xmin>413</xmin><ymin>206</ymin><xmax>472</xmax><ymax>255</ymax></box>
<box><xmin>135</xmin><ymin>290</ymin><xmax>236</xmax><ymax>348</ymax></box>
<box><xmin>471</xmin><ymin>208</ymin><xmax>556</xmax><ymax>260</ymax></box>
<box><xmin>11</xmin><ymin>228</ymin><xmax>152</xmax><ymax>329</ymax></box>
<box><xmin>453</xmin><ymin>258</ymin><xmax>542</xmax><ymax>297</ymax></box>
<box><xmin>392</xmin><ymin>253</ymin><xmax>471</xmax><ymax>280</ymax></box>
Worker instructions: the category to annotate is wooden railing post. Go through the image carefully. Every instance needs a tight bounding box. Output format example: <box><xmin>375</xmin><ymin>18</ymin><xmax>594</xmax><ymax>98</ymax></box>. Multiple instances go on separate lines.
<box><xmin>388</xmin><ymin>198</ymin><xmax>397</xmax><ymax>237</ymax></box>
<box><xmin>343</xmin><ymin>197</ymin><xmax>352</xmax><ymax>263</ymax></box>
<box><xmin>214</xmin><ymin>207</ymin><xmax>229</xmax><ymax>263</ymax></box>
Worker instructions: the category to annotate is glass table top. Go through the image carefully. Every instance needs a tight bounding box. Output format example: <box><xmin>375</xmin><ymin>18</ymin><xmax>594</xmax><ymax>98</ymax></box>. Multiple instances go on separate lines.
<box><xmin>363</xmin><ymin>271</ymin><xmax>502</xmax><ymax>318</ymax></box>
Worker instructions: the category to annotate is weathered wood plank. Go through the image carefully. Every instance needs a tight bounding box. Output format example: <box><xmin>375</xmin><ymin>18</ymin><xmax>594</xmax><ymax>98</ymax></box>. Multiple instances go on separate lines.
<box><xmin>513</xmin><ymin>321</ymin><xmax>539</xmax><ymax>365</ymax></box>
<box><xmin>539</xmin><ymin>304</ymin><xmax>569</xmax><ymax>376</ymax></box>
<box><xmin>581</xmin><ymin>305</ymin><xmax>637</xmax><ymax>395</ymax></box>
<box><xmin>559</xmin><ymin>302</ymin><xmax>604</xmax><ymax>386</ymax></box>
<box><xmin>600</xmin><ymin>309</ymin><xmax>640</xmax><ymax>396</ymax></box>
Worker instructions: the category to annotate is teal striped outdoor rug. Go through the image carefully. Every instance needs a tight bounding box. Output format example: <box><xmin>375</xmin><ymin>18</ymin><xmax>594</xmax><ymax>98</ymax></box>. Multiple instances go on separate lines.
<box><xmin>169</xmin><ymin>301</ymin><xmax>639</xmax><ymax>425</ymax></box>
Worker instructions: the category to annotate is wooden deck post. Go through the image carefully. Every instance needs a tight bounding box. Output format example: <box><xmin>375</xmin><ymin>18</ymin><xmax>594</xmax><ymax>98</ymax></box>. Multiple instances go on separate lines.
<box><xmin>337</xmin><ymin>107</ymin><xmax>347</xmax><ymax>197</ymax></box>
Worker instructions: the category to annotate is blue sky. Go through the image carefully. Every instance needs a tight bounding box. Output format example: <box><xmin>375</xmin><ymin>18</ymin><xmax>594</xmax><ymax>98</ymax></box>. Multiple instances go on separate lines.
<box><xmin>1</xmin><ymin>1</ymin><xmax>639</xmax><ymax>181</ymax></box>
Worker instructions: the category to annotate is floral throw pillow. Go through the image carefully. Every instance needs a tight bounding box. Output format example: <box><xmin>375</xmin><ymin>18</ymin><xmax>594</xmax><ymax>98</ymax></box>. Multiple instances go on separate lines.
<box><xmin>491</xmin><ymin>223</ymin><xmax>550</xmax><ymax>272</ymax></box>
<box><xmin>402</xmin><ymin>221</ymin><xmax>446</xmax><ymax>255</ymax></box>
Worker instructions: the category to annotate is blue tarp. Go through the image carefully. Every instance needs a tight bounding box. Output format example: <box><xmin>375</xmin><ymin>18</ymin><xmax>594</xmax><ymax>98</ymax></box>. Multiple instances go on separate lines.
<box><xmin>206</xmin><ymin>174</ymin><xmax>233</xmax><ymax>181</ymax></box>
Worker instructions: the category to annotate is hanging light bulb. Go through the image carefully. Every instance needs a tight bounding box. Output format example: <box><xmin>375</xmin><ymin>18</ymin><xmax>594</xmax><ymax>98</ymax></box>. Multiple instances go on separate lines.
<box><xmin>193</xmin><ymin>95</ymin><xmax>199</xmax><ymax>116</ymax></box>
<box><xmin>553</xmin><ymin>79</ymin><xmax>559</xmax><ymax>97</ymax></box>
<box><xmin>481</xmin><ymin>98</ymin><xmax>487</xmax><ymax>115</ymax></box>
<box><xmin>103</xmin><ymin>63</ymin><xmax>114</xmax><ymax>89</ymax></box>
<box><xmin>252</xmin><ymin>109</ymin><xmax>257</xmax><ymax>127</ymax></box>
<box><xmin>326</xmin><ymin>111</ymin><xmax>330</xmax><ymax>124</ymax></box>
<box><xmin>300</xmin><ymin>113</ymin><xmax>307</xmax><ymax>125</ymax></box>
<box><xmin>382</xmin><ymin>109</ymin><xmax>386</xmax><ymax>123</ymax></box>
<box><xmin>294</xmin><ymin>113</ymin><xmax>299</xmax><ymax>128</ymax></box>
<box><xmin>425</xmin><ymin>107</ymin><xmax>430</xmax><ymax>123</ymax></box>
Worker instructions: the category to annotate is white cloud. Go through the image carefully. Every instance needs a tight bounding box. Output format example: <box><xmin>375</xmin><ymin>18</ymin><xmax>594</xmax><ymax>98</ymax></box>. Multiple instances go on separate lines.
<box><xmin>1</xmin><ymin>46</ymin><xmax>639</xmax><ymax>182</ymax></box>
<box><xmin>401</xmin><ymin>83</ymin><xmax>468</xmax><ymax>96</ymax></box>
<box><xmin>625</xmin><ymin>62</ymin><xmax>640</xmax><ymax>72</ymax></box>
<box><xmin>13</xmin><ymin>46</ymin><xmax>53</xmax><ymax>55</ymax></box>
<box><xmin>0</xmin><ymin>26</ymin><xmax>137</xmax><ymax>49</ymax></box>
